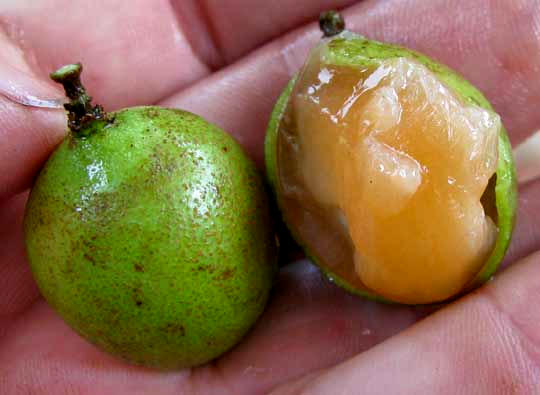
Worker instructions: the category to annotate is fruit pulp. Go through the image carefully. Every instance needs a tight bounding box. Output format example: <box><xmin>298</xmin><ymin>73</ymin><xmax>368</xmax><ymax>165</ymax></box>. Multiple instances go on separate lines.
<box><xmin>280</xmin><ymin>50</ymin><xmax>500</xmax><ymax>304</ymax></box>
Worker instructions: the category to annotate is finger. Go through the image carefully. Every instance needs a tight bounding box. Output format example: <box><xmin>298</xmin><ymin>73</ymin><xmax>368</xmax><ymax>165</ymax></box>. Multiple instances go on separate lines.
<box><xmin>172</xmin><ymin>0</ymin><xmax>358</xmax><ymax>65</ymax></box>
<box><xmin>514</xmin><ymin>131</ymin><xmax>540</xmax><ymax>184</ymax></box>
<box><xmin>0</xmin><ymin>95</ymin><xmax>64</xmax><ymax>200</ymax></box>
<box><xmin>1</xmin><ymin>0</ymin><xmax>359</xmax><ymax>111</ymax></box>
<box><xmin>271</xmin><ymin>251</ymin><xmax>540</xmax><ymax>395</ymax></box>
<box><xmin>503</xmin><ymin>177</ymin><xmax>540</xmax><ymax>266</ymax></box>
<box><xmin>0</xmin><ymin>192</ymin><xmax>39</xmax><ymax>321</ymax></box>
<box><xmin>0</xmin><ymin>301</ymin><xmax>192</xmax><ymax>394</ymax></box>
<box><xmin>1</xmin><ymin>0</ymin><xmax>210</xmax><ymax>110</ymax></box>
<box><xmin>163</xmin><ymin>0</ymin><xmax>540</xmax><ymax>168</ymax></box>
<box><xmin>345</xmin><ymin>0</ymin><xmax>540</xmax><ymax>145</ymax></box>
<box><xmin>0</xmin><ymin>29</ymin><xmax>66</xmax><ymax>200</ymax></box>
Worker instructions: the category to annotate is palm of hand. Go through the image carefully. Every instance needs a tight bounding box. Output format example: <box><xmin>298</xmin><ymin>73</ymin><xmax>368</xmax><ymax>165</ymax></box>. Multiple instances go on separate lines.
<box><xmin>1</xmin><ymin>1</ymin><xmax>540</xmax><ymax>394</ymax></box>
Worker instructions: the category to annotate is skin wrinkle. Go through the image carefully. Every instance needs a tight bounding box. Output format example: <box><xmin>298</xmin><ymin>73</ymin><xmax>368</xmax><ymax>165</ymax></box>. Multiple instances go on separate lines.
<box><xmin>168</xmin><ymin>0</ymin><xmax>224</xmax><ymax>70</ymax></box>
<box><xmin>196</xmin><ymin>0</ymin><xmax>358</xmax><ymax>64</ymax></box>
<box><xmin>482</xmin><ymin>266</ymin><xmax>540</xmax><ymax>369</ymax></box>
<box><xmin>275</xmin><ymin>29</ymin><xmax>321</xmax><ymax>79</ymax></box>
<box><xmin>471</xmin><ymin>294</ymin><xmax>538</xmax><ymax>393</ymax></box>
<box><xmin>208</xmin><ymin>360</ymin><xmax>239</xmax><ymax>395</ymax></box>
<box><xmin>267</xmin><ymin>370</ymin><xmax>325</xmax><ymax>395</ymax></box>
<box><xmin>0</xmin><ymin>315</ymin><xmax>14</xmax><ymax>341</ymax></box>
<box><xmin>0</xmin><ymin>21</ymin><xmax>38</xmax><ymax>76</ymax></box>
<box><xmin>487</xmin><ymin>0</ymin><xmax>540</xmax><ymax>143</ymax></box>
<box><xmin>0</xmin><ymin>303</ymin><xmax>194</xmax><ymax>394</ymax></box>
<box><xmin>195</xmin><ymin>0</ymin><xmax>227</xmax><ymax>67</ymax></box>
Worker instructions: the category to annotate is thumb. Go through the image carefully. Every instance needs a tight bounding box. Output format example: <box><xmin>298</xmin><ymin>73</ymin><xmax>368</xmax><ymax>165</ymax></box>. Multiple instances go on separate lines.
<box><xmin>0</xmin><ymin>30</ymin><xmax>65</xmax><ymax>202</ymax></box>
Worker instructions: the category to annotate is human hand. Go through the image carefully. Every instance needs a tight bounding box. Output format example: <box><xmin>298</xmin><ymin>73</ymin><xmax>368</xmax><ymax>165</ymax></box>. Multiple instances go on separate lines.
<box><xmin>1</xmin><ymin>1</ymin><xmax>540</xmax><ymax>393</ymax></box>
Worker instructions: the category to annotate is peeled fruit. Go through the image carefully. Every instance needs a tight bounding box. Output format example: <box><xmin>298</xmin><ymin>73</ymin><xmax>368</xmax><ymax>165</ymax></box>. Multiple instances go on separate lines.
<box><xmin>265</xmin><ymin>12</ymin><xmax>516</xmax><ymax>305</ymax></box>
<box><xmin>24</xmin><ymin>64</ymin><xmax>277</xmax><ymax>369</ymax></box>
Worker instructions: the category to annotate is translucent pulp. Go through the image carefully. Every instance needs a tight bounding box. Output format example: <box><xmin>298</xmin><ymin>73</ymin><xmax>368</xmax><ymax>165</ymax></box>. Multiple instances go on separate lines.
<box><xmin>289</xmin><ymin>55</ymin><xmax>500</xmax><ymax>304</ymax></box>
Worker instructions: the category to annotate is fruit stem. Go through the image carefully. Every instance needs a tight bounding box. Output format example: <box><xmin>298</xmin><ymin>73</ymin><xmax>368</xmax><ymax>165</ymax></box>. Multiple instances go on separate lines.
<box><xmin>50</xmin><ymin>63</ymin><xmax>105</xmax><ymax>134</ymax></box>
<box><xmin>319</xmin><ymin>10</ymin><xmax>345</xmax><ymax>37</ymax></box>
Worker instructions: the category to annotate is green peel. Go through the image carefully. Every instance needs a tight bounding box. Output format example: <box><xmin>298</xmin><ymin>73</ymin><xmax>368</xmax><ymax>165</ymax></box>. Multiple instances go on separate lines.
<box><xmin>26</xmin><ymin>69</ymin><xmax>278</xmax><ymax>369</ymax></box>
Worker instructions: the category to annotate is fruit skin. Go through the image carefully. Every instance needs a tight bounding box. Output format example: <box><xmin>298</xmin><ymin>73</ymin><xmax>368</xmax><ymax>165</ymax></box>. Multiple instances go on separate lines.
<box><xmin>25</xmin><ymin>106</ymin><xmax>277</xmax><ymax>369</ymax></box>
<box><xmin>265</xmin><ymin>33</ymin><xmax>517</xmax><ymax>304</ymax></box>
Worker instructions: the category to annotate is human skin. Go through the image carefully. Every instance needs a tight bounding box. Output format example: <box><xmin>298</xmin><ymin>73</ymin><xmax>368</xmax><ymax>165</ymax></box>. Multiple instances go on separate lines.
<box><xmin>1</xmin><ymin>0</ymin><xmax>540</xmax><ymax>394</ymax></box>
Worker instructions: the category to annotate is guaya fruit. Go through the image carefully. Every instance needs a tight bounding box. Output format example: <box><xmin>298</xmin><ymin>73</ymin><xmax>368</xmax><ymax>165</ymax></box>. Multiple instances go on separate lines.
<box><xmin>265</xmin><ymin>11</ymin><xmax>516</xmax><ymax>305</ymax></box>
<box><xmin>24</xmin><ymin>63</ymin><xmax>277</xmax><ymax>369</ymax></box>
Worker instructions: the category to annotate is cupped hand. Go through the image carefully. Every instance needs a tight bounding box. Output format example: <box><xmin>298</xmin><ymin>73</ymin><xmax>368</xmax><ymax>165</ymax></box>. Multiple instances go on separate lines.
<box><xmin>1</xmin><ymin>1</ymin><xmax>540</xmax><ymax>394</ymax></box>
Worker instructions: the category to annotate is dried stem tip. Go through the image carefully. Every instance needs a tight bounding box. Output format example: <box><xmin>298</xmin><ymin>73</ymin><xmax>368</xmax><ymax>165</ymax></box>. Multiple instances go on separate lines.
<box><xmin>319</xmin><ymin>10</ymin><xmax>346</xmax><ymax>37</ymax></box>
<box><xmin>50</xmin><ymin>63</ymin><xmax>105</xmax><ymax>134</ymax></box>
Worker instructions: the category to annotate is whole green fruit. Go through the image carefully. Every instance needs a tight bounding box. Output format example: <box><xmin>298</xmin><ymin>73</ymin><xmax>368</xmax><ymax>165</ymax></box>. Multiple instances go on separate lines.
<box><xmin>24</xmin><ymin>64</ymin><xmax>277</xmax><ymax>369</ymax></box>
<box><xmin>265</xmin><ymin>12</ymin><xmax>517</xmax><ymax>304</ymax></box>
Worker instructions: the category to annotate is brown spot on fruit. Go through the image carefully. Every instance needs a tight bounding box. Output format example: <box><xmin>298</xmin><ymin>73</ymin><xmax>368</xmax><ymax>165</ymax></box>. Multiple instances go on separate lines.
<box><xmin>217</xmin><ymin>268</ymin><xmax>236</xmax><ymax>281</ymax></box>
<box><xmin>84</xmin><ymin>253</ymin><xmax>96</xmax><ymax>266</ymax></box>
<box><xmin>132</xmin><ymin>287</ymin><xmax>144</xmax><ymax>307</ymax></box>
<box><xmin>164</xmin><ymin>323</ymin><xmax>185</xmax><ymax>336</ymax></box>
<box><xmin>144</xmin><ymin>108</ymin><xmax>160</xmax><ymax>118</ymax></box>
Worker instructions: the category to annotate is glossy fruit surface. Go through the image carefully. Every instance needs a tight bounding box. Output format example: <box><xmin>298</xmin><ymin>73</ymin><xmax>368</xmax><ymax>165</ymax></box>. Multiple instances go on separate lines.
<box><xmin>25</xmin><ymin>65</ymin><xmax>277</xmax><ymax>369</ymax></box>
<box><xmin>266</xmin><ymin>28</ymin><xmax>516</xmax><ymax>305</ymax></box>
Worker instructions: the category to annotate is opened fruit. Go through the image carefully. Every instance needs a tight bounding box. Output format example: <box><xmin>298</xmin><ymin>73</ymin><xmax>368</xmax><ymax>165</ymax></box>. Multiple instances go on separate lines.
<box><xmin>265</xmin><ymin>12</ymin><xmax>516</xmax><ymax>304</ymax></box>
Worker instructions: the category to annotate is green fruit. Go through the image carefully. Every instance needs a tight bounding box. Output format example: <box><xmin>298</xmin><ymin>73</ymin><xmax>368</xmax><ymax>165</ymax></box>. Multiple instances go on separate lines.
<box><xmin>265</xmin><ymin>12</ymin><xmax>516</xmax><ymax>304</ymax></box>
<box><xmin>24</xmin><ymin>64</ymin><xmax>277</xmax><ymax>369</ymax></box>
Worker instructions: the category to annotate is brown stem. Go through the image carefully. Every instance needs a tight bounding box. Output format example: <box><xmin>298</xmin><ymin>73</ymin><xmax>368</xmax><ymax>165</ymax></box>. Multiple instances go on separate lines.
<box><xmin>319</xmin><ymin>10</ymin><xmax>346</xmax><ymax>37</ymax></box>
<box><xmin>50</xmin><ymin>63</ymin><xmax>105</xmax><ymax>134</ymax></box>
